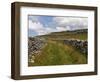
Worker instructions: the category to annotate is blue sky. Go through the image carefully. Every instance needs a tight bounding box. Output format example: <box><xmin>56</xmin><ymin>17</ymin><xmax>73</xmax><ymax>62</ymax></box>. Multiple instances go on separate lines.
<box><xmin>28</xmin><ymin>15</ymin><xmax>88</xmax><ymax>37</ymax></box>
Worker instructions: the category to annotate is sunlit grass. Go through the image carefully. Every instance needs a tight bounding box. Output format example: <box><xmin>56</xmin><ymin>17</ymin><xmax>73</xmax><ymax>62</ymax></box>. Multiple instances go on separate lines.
<box><xmin>29</xmin><ymin>40</ymin><xmax>87</xmax><ymax>66</ymax></box>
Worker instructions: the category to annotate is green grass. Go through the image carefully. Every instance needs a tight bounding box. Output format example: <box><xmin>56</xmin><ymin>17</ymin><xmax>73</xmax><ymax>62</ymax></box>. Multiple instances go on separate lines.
<box><xmin>40</xmin><ymin>32</ymin><xmax>87</xmax><ymax>40</ymax></box>
<box><xmin>29</xmin><ymin>40</ymin><xmax>87</xmax><ymax>66</ymax></box>
<box><xmin>28</xmin><ymin>29</ymin><xmax>88</xmax><ymax>66</ymax></box>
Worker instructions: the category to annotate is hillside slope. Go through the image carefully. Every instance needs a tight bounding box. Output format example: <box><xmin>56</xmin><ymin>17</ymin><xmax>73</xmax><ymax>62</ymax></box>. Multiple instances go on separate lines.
<box><xmin>28</xmin><ymin>29</ymin><xmax>88</xmax><ymax>66</ymax></box>
<box><xmin>39</xmin><ymin>29</ymin><xmax>87</xmax><ymax>40</ymax></box>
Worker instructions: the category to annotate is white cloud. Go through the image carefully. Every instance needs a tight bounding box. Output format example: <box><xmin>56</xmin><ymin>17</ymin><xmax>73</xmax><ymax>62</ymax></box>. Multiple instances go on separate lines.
<box><xmin>29</xmin><ymin>20</ymin><xmax>55</xmax><ymax>35</ymax></box>
<box><xmin>28</xmin><ymin>15</ymin><xmax>39</xmax><ymax>23</ymax></box>
<box><xmin>29</xmin><ymin>16</ymin><xmax>88</xmax><ymax>36</ymax></box>
<box><xmin>29</xmin><ymin>20</ymin><xmax>42</xmax><ymax>30</ymax></box>
<box><xmin>56</xmin><ymin>26</ymin><xmax>67</xmax><ymax>31</ymax></box>
<box><xmin>56</xmin><ymin>25</ymin><xmax>72</xmax><ymax>31</ymax></box>
<box><xmin>53</xmin><ymin>17</ymin><xmax>88</xmax><ymax>30</ymax></box>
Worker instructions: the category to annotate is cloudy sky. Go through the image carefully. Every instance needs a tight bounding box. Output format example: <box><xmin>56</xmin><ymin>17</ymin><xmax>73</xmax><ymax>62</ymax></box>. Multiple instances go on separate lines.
<box><xmin>28</xmin><ymin>15</ymin><xmax>88</xmax><ymax>37</ymax></box>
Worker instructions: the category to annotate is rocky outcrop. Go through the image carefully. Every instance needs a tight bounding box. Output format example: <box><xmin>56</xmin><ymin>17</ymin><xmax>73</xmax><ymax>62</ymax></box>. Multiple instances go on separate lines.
<box><xmin>28</xmin><ymin>37</ymin><xmax>46</xmax><ymax>55</ymax></box>
<box><xmin>28</xmin><ymin>37</ymin><xmax>46</xmax><ymax>63</ymax></box>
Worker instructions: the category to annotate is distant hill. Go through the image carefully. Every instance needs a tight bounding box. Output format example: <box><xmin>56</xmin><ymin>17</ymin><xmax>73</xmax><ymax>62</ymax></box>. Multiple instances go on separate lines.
<box><xmin>49</xmin><ymin>29</ymin><xmax>87</xmax><ymax>35</ymax></box>
<box><xmin>37</xmin><ymin>29</ymin><xmax>88</xmax><ymax>40</ymax></box>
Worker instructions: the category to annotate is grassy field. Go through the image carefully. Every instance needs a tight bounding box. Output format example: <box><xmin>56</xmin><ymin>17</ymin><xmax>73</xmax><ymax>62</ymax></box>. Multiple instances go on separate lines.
<box><xmin>28</xmin><ymin>29</ymin><xmax>88</xmax><ymax>66</ymax></box>
<box><xmin>40</xmin><ymin>30</ymin><xmax>87</xmax><ymax>40</ymax></box>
